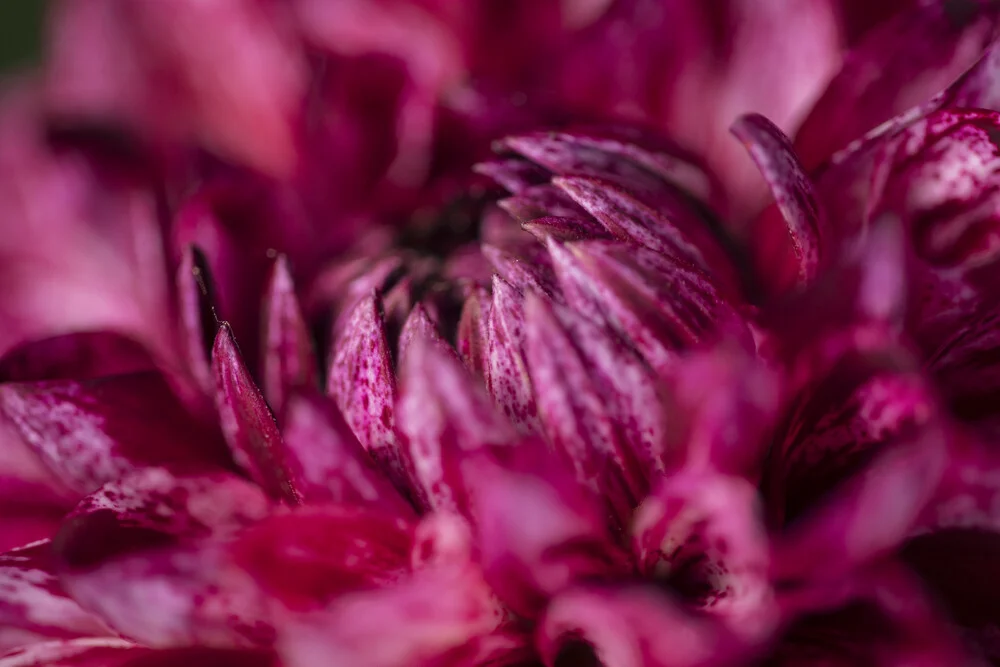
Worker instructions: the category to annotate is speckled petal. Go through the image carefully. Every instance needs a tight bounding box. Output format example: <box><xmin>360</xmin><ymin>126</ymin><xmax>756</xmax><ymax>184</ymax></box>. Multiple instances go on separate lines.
<box><xmin>481</xmin><ymin>244</ymin><xmax>558</xmax><ymax>297</ymax></box>
<box><xmin>397</xmin><ymin>329</ymin><xmax>518</xmax><ymax>515</ymax></box>
<box><xmin>732</xmin><ymin>113</ymin><xmax>822</xmax><ymax>287</ymax></box>
<box><xmin>53</xmin><ymin>467</ymin><xmax>275</xmax><ymax>648</ymax></box>
<box><xmin>455</xmin><ymin>286</ymin><xmax>491</xmax><ymax>381</ymax></box>
<box><xmin>212</xmin><ymin>325</ymin><xmax>300</xmax><ymax>505</ymax></box>
<box><xmin>0</xmin><ymin>540</ymin><xmax>111</xmax><ymax>650</ymax></box>
<box><xmin>327</xmin><ymin>293</ymin><xmax>414</xmax><ymax>500</ymax></box>
<box><xmin>261</xmin><ymin>257</ymin><xmax>318</xmax><ymax>420</ymax></box>
<box><xmin>0</xmin><ymin>372</ymin><xmax>229</xmax><ymax>496</ymax></box>
<box><xmin>485</xmin><ymin>277</ymin><xmax>539</xmax><ymax>433</ymax></box>
<box><xmin>281</xmin><ymin>391</ymin><xmax>413</xmax><ymax>516</ymax></box>
<box><xmin>462</xmin><ymin>445</ymin><xmax>628</xmax><ymax>619</ymax></box>
<box><xmin>522</xmin><ymin>215</ymin><xmax>612</xmax><ymax>242</ymax></box>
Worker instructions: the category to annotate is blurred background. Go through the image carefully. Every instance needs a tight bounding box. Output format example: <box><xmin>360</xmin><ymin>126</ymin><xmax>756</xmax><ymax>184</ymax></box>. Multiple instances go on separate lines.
<box><xmin>0</xmin><ymin>2</ymin><xmax>46</xmax><ymax>75</ymax></box>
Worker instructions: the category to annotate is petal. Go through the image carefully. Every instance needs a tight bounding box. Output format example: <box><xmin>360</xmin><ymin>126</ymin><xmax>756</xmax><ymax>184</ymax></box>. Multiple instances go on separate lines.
<box><xmin>473</xmin><ymin>158</ymin><xmax>550</xmax><ymax>194</ymax></box>
<box><xmin>462</xmin><ymin>445</ymin><xmax>629</xmax><ymax>619</ymax></box>
<box><xmin>397</xmin><ymin>327</ymin><xmax>518</xmax><ymax>515</ymax></box>
<box><xmin>327</xmin><ymin>294</ymin><xmax>414</xmax><ymax>500</ymax></box>
<box><xmin>0</xmin><ymin>371</ymin><xmax>229</xmax><ymax>495</ymax></box>
<box><xmin>794</xmin><ymin>0</ymin><xmax>1000</xmax><ymax>170</ymax></box>
<box><xmin>260</xmin><ymin>256</ymin><xmax>319</xmax><ymax>419</ymax></box>
<box><xmin>481</xmin><ymin>244</ymin><xmax>559</xmax><ymax>298</ymax></box>
<box><xmin>212</xmin><ymin>324</ymin><xmax>301</xmax><ymax>505</ymax></box>
<box><xmin>522</xmin><ymin>293</ymin><xmax>645</xmax><ymax>526</ymax></box>
<box><xmin>538</xmin><ymin>585</ymin><xmax>750</xmax><ymax>667</ymax></box>
<box><xmin>522</xmin><ymin>215</ymin><xmax>612</xmax><ymax>242</ymax></box>
<box><xmin>732</xmin><ymin>113</ymin><xmax>823</xmax><ymax>288</ymax></box>
<box><xmin>230</xmin><ymin>504</ymin><xmax>414</xmax><ymax>612</ymax></box>
<box><xmin>281</xmin><ymin>391</ymin><xmax>413</xmax><ymax>516</ymax></box>
<box><xmin>0</xmin><ymin>640</ymin><xmax>276</xmax><ymax>667</ymax></box>
<box><xmin>455</xmin><ymin>285</ymin><xmax>491</xmax><ymax>381</ymax></box>
<box><xmin>497</xmin><ymin>184</ymin><xmax>587</xmax><ymax>223</ymax></box>
<box><xmin>396</xmin><ymin>303</ymin><xmax>450</xmax><ymax>363</ymax></box>
<box><xmin>276</xmin><ymin>566</ymin><xmax>501</xmax><ymax>667</ymax></box>
<box><xmin>0</xmin><ymin>332</ymin><xmax>154</xmax><ymax>383</ymax></box>
<box><xmin>632</xmin><ymin>471</ymin><xmax>776</xmax><ymax>637</ymax></box>
<box><xmin>53</xmin><ymin>468</ymin><xmax>275</xmax><ymax>648</ymax></box>
<box><xmin>485</xmin><ymin>277</ymin><xmax>540</xmax><ymax>433</ymax></box>
<box><xmin>0</xmin><ymin>541</ymin><xmax>111</xmax><ymax>650</ymax></box>
<box><xmin>177</xmin><ymin>246</ymin><xmax>220</xmax><ymax>396</ymax></box>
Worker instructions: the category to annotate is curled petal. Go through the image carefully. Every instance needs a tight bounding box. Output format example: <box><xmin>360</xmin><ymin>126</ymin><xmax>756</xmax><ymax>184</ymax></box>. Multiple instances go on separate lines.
<box><xmin>486</xmin><ymin>277</ymin><xmax>539</xmax><ymax>433</ymax></box>
<box><xmin>398</xmin><ymin>330</ymin><xmax>518</xmax><ymax>514</ymax></box>
<box><xmin>230</xmin><ymin>504</ymin><xmax>414</xmax><ymax>612</ymax></box>
<box><xmin>0</xmin><ymin>332</ymin><xmax>154</xmax><ymax>383</ymax></box>
<box><xmin>213</xmin><ymin>325</ymin><xmax>300</xmax><ymax>505</ymax></box>
<box><xmin>281</xmin><ymin>391</ymin><xmax>413</xmax><ymax>516</ymax></box>
<box><xmin>177</xmin><ymin>246</ymin><xmax>220</xmax><ymax>395</ymax></box>
<box><xmin>455</xmin><ymin>286</ymin><xmax>491</xmax><ymax>381</ymax></box>
<box><xmin>0</xmin><ymin>371</ymin><xmax>229</xmax><ymax>495</ymax></box>
<box><xmin>463</xmin><ymin>445</ymin><xmax>629</xmax><ymax>619</ymax></box>
<box><xmin>276</xmin><ymin>566</ymin><xmax>501</xmax><ymax>667</ymax></box>
<box><xmin>0</xmin><ymin>541</ymin><xmax>111</xmax><ymax>650</ymax></box>
<box><xmin>261</xmin><ymin>257</ymin><xmax>318</xmax><ymax>419</ymax></box>
<box><xmin>0</xmin><ymin>640</ymin><xmax>276</xmax><ymax>667</ymax></box>
<box><xmin>327</xmin><ymin>294</ymin><xmax>415</xmax><ymax>501</ymax></box>
<box><xmin>54</xmin><ymin>468</ymin><xmax>274</xmax><ymax>648</ymax></box>
<box><xmin>732</xmin><ymin>113</ymin><xmax>822</xmax><ymax>287</ymax></box>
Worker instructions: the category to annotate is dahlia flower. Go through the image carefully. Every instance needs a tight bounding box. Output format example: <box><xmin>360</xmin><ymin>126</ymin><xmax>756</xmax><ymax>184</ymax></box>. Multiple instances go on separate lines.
<box><xmin>3</xmin><ymin>1</ymin><xmax>1000</xmax><ymax>666</ymax></box>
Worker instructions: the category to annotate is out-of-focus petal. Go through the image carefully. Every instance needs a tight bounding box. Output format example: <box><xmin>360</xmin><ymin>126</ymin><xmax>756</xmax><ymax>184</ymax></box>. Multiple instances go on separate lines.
<box><xmin>0</xmin><ymin>640</ymin><xmax>277</xmax><ymax>667</ymax></box>
<box><xmin>462</xmin><ymin>444</ymin><xmax>629</xmax><ymax>619</ymax></box>
<box><xmin>0</xmin><ymin>332</ymin><xmax>154</xmax><ymax>383</ymax></box>
<box><xmin>0</xmin><ymin>540</ymin><xmax>111</xmax><ymax>650</ymax></box>
<box><xmin>0</xmin><ymin>371</ymin><xmax>229</xmax><ymax>496</ymax></box>
<box><xmin>177</xmin><ymin>246</ymin><xmax>220</xmax><ymax>397</ymax></box>
<box><xmin>53</xmin><ymin>468</ymin><xmax>274</xmax><ymax>648</ymax></box>
<box><xmin>281</xmin><ymin>391</ymin><xmax>414</xmax><ymax>517</ymax></box>
<box><xmin>261</xmin><ymin>257</ymin><xmax>319</xmax><ymax>419</ymax></box>
<box><xmin>212</xmin><ymin>325</ymin><xmax>301</xmax><ymax>505</ymax></box>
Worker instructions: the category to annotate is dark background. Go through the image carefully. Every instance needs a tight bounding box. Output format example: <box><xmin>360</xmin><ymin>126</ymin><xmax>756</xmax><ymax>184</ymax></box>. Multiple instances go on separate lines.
<box><xmin>0</xmin><ymin>2</ymin><xmax>47</xmax><ymax>75</ymax></box>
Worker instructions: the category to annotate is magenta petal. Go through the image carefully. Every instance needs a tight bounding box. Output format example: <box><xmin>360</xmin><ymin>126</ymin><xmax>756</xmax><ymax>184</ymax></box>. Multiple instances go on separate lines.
<box><xmin>230</xmin><ymin>504</ymin><xmax>413</xmax><ymax>612</ymax></box>
<box><xmin>497</xmin><ymin>184</ymin><xmax>587</xmax><ymax>223</ymax></box>
<box><xmin>456</xmin><ymin>286</ymin><xmax>491</xmax><ymax>381</ymax></box>
<box><xmin>327</xmin><ymin>294</ymin><xmax>414</xmax><ymax>500</ymax></box>
<box><xmin>0</xmin><ymin>332</ymin><xmax>154</xmax><ymax>383</ymax></box>
<box><xmin>522</xmin><ymin>293</ymin><xmax>646</xmax><ymax>526</ymax></box>
<box><xmin>0</xmin><ymin>371</ymin><xmax>229</xmax><ymax>495</ymax></box>
<box><xmin>632</xmin><ymin>471</ymin><xmax>775</xmax><ymax>635</ymax></box>
<box><xmin>522</xmin><ymin>215</ymin><xmax>612</xmax><ymax>242</ymax></box>
<box><xmin>0</xmin><ymin>641</ymin><xmax>276</xmax><ymax>667</ymax></box>
<box><xmin>462</xmin><ymin>445</ymin><xmax>628</xmax><ymax>619</ymax></box>
<box><xmin>177</xmin><ymin>246</ymin><xmax>220</xmax><ymax>395</ymax></box>
<box><xmin>794</xmin><ymin>0</ymin><xmax>1000</xmax><ymax>170</ymax></box>
<box><xmin>397</xmin><ymin>329</ymin><xmax>518</xmax><ymax>515</ymax></box>
<box><xmin>538</xmin><ymin>585</ymin><xmax>751</xmax><ymax>667</ymax></box>
<box><xmin>485</xmin><ymin>277</ymin><xmax>539</xmax><ymax>433</ymax></box>
<box><xmin>281</xmin><ymin>391</ymin><xmax>413</xmax><ymax>517</ymax></box>
<box><xmin>276</xmin><ymin>566</ymin><xmax>500</xmax><ymax>667</ymax></box>
<box><xmin>53</xmin><ymin>468</ymin><xmax>274</xmax><ymax>648</ymax></box>
<box><xmin>481</xmin><ymin>244</ymin><xmax>559</xmax><ymax>298</ymax></box>
<box><xmin>732</xmin><ymin>113</ymin><xmax>822</xmax><ymax>287</ymax></box>
<box><xmin>0</xmin><ymin>541</ymin><xmax>111</xmax><ymax>650</ymax></box>
<box><xmin>212</xmin><ymin>324</ymin><xmax>301</xmax><ymax>505</ymax></box>
<box><xmin>261</xmin><ymin>257</ymin><xmax>319</xmax><ymax>419</ymax></box>
<box><xmin>397</xmin><ymin>303</ymin><xmax>451</xmax><ymax>363</ymax></box>
<box><xmin>473</xmin><ymin>158</ymin><xmax>550</xmax><ymax>194</ymax></box>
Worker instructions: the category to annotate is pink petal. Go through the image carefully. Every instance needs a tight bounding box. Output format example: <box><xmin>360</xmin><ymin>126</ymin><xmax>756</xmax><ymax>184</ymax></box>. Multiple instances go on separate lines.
<box><xmin>473</xmin><ymin>158</ymin><xmax>550</xmax><ymax>194</ymax></box>
<box><xmin>0</xmin><ymin>640</ymin><xmax>276</xmax><ymax>667</ymax></box>
<box><xmin>327</xmin><ymin>294</ymin><xmax>415</xmax><ymax>500</ymax></box>
<box><xmin>462</xmin><ymin>445</ymin><xmax>629</xmax><ymax>619</ymax></box>
<box><xmin>230</xmin><ymin>504</ymin><xmax>414</xmax><ymax>612</ymax></box>
<box><xmin>732</xmin><ymin>113</ymin><xmax>823</xmax><ymax>288</ymax></box>
<box><xmin>0</xmin><ymin>372</ymin><xmax>229</xmax><ymax>496</ymax></box>
<box><xmin>261</xmin><ymin>256</ymin><xmax>319</xmax><ymax>420</ymax></box>
<box><xmin>281</xmin><ymin>391</ymin><xmax>414</xmax><ymax>517</ymax></box>
<box><xmin>497</xmin><ymin>184</ymin><xmax>587</xmax><ymax>223</ymax></box>
<box><xmin>176</xmin><ymin>246</ymin><xmax>220</xmax><ymax>396</ymax></box>
<box><xmin>0</xmin><ymin>332</ymin><xmax>154</xmax><ymax>383</ymax></box>
<box><xmin>397</xmin><ymin>303</ymin><xmax>451</xmax><ymax>364</ymax></box>
<box><xmin>212</xmin><ymin>325</ymin><xmax>301</xmax><ymax>505</ymax></box>
<box><xmin>397</xmin><ymin>329</ymin><xmax>518</xmax><ymax>515</ymax></box>
<box><xmin>276</xmin><ymin>566</ymin><xmax>501</xmax><ymax>667</ymax></box>
<box><xmin>481</xmin><ymin>244</ymin><xmax>559</xmax><ymax>298</ymax></box>
<box><xmin>485</xmin><ymin>277</ymin><xmax>540</xmax><ymax>433</ymax></box>
<box><xmin>455</xmin><ymin>286</ymin><xmax>491</xmax><ymax>381</ymax></box>
<box><xmin>632</xmin><ymin>470</ymin><xmax>776</xmax><ymax>637</ymax></box>
<box><xmin>522</xmin><ymin>215</ymin><xmax>613</xmax><ymax>242</ymax></box>
<box><xmin>538</xmin><ymin>585</ymin><xmax>753</xmax><ymax>667</ymax></box>
<box><xmin>0</xmin><ymin>540</ymin><xmax>111</xmax><ymax>650</ymax></box>
<box><xmin>521</xmin><ymin>293</ymin><xmax>645</xmax><ymax>527</ymax></box>
<box><xmin>794</xmin><ymin>1</ymin><xmax>1000</xmax><ymax>170</ymax></box>
<box><xmin>53</xmin><ymin>468</ymin><xmax>275</xmax><ymax>648</ymax></box>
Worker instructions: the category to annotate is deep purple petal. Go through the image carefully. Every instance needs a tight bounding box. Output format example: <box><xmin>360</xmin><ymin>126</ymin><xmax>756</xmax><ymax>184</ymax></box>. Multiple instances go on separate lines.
<box><xmin>0</xmin><ymin>540</ymin><xmax>111</xmax><ymax>650</ymax></box>
<box><xmin>397</xmin><ymin>328</ymin><xmax>518</xmax><ymax>515</ymax></box>
<box><xmin>261</xmin><ymin>257</ymin><xmax>319</xmax><ymax>420</ymax></box>
<box><xmin>327</xmin><ymin>293</ymin><xmax>415</xmax><ymax>500</ymax></box>
<box><xmin>462</xmin><ymin>445</ymin><xmax>629</xmax><ymax>619</ymax></box>
<box><xmin>212</xmin><ymin>325</ymin><xmax>301</xmax><ymax>505</ymax></box>
<box><xmin>732</xmin><ymin>113</ymin><xmax>823</xmax><ymax>288</ymax></box>
<box><xmin>0</xmin><ymin>371</ymin><xmax>229</xmax><ymax>495</ymax></box>
<box><xmin>53</xmin><ymin>468</ymin><xmax>275</xmax><ymax>648</ymax></box>
<box><xmin>281</xmin><ymin>391</ymin><xmax>413</xmax><ymax>516</ymax></box>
